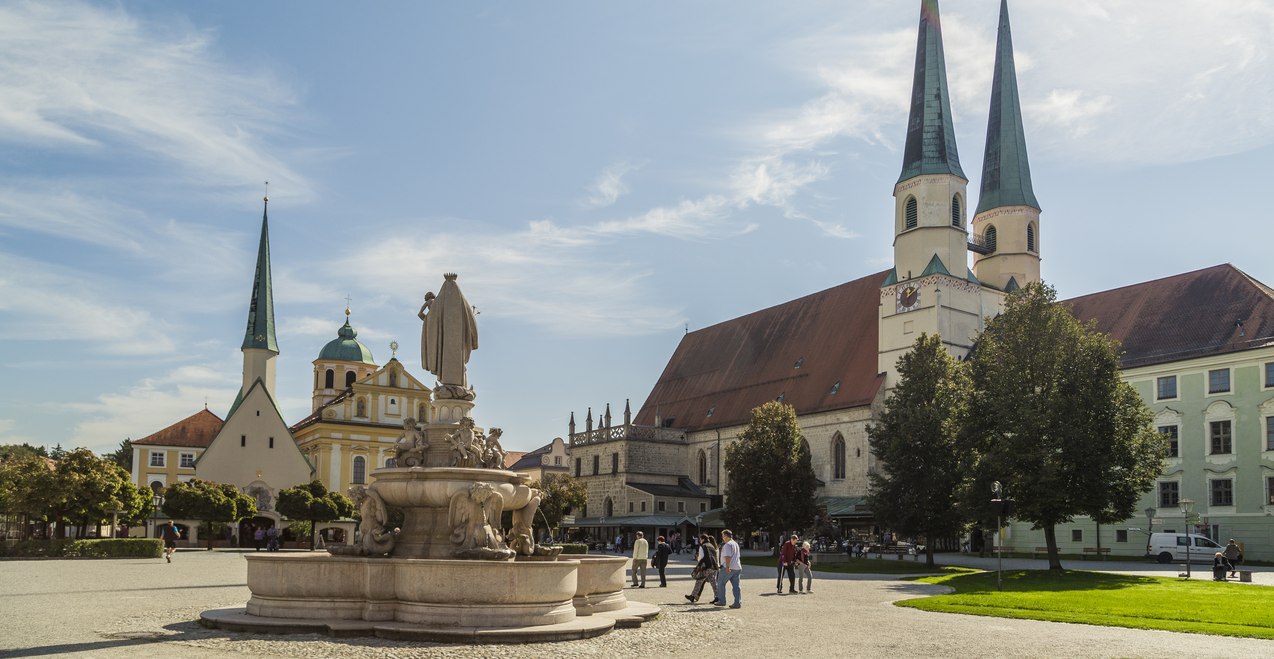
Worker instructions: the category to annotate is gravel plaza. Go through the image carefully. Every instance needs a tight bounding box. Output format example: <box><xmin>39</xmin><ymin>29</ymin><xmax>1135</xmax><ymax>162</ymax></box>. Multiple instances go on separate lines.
<box><xmin>2</xmin><ymin>549</ymin><xmax>1273</xmax><ymax>658</ymax></box>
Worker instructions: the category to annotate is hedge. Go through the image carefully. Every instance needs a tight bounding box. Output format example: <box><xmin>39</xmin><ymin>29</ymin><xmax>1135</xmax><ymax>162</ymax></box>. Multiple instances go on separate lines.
<box><xmin>556</xmin><ymin>543</ymin><xmax>588</xmax><ymax>555</ymax></box>
<box><xmin>0</xmin><ymin>538</ymin><xmax>163</xmax><ymax>559</ymax></box>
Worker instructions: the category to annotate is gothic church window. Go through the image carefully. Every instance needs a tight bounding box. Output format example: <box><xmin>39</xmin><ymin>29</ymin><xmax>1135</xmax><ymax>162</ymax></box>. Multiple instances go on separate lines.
<box><xmin>951</xmin><ymin>194</ymin><xmax>961</xmax><ymax>227</ymax></box>
<box><xmin>832</xmin><ymin>433</ymin><xmax>846</xmax><ymax>480</ymax></box>
<box><xmin>325</xmin><ymin>369</ymin><xmax>334</xmax><ymax>388</ymax></box>
<box><xmin>697</xmin><ymin>450</ymin><xmax>708</xmax><ymax>485</ymax></box>
<box><xmin>1027</xmin><ymin>223</ymin><xmax>1037</xmax><ymax>252</ymax></box>
<box><xmin>604</xmin><ymin>498</ymin><xmax>613</xmax><ymax>517</ymax></box>
<box><xmin>984</xmin><ymin>226</ymin><xmax>997</xmax><ymax>253</ymax></box>
<box><xmin>904</xmin><ymin>197</ymin><xmax>918</xmax><ymax>230</ymax></box>
<box><xmin>352</xmin><ymin>456</ymin><xmax>366</xmax><ymax>484</ymax></box>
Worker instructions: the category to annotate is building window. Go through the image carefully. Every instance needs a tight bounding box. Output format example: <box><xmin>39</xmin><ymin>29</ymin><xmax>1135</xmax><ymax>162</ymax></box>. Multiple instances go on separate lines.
<box><xmin>575</xmin><ymin>457</ymin><xmax>581</xmax><ymax>477</ymax></box>
<box><xmin>592</xmin><ymin>455</ymin><xmax>599</xmax><ymax>475</ymax></box>
<box><xmin>352</xmin><ymin>456</ymin><xmax>366</xmax><ymax>485</ymax></box>
<box><xmin>268</xmin><ymin>437</ymin><xmax>274</xmax><ymax>449</ymax></box>
<box><xmin>179</xmin><ymin>452</ymin><xmax>195</xmax><ymax>468</ymax></box>
<box><xmin>149</xmin><ymin>451</ymin><xmax>165</xmax><ymax>468</ymax></box>
<box><xmin>344</xmin><ymin>371</ymin><xmax>356</xmax><ymax>387</ymax></box>
<box><xmin>1158</xmin><ymin>425</ymin><xmax>1179</xmax><ymax>458</ymax></box>
<box><xmin>554</xmin><ymin>456</ymin><xmax>562</xmax><ymax>466</ymax></box>
<box><xmin>1115</xmin><ymin>530</ymin><xmax>1128</xmax><ymax>543</ymax></box>
<box><xmin>1027</xmin><ymin>223</ymin><xmax>1037</xmax><ymax>252</ymax></box>
<box><xmin>984</xmin><ymin>225</ymin><xmax>998</xmax><ymax>253</ymax></box>
<box><xmin>833</xmin><ymin>433</ymin><xmax>847</xmax><ymax>480</ymax></box>
<box><xmin>1208</xmin><ymin>368</ymin><xmax>1230</xmax><ymax>394</ymax></box>
<box><xmin>641</xmin><ymin>501</ymin><xmax>646</xmax><ymax>512</ymax></box>
<box><xmin>678</xmin><ymin>501</ymin><xmax>685</xmax><ymax>513</ymax></box>
<box><xmin>950</xmin><ymin>194</ymin><xmax>961</xmax><ymax>227</ymax></box>
<box><xmin>1071</xmin><ymin>529</ymin><xmax>1083</xmax><ymax>542</ymax></box>
<box><xmin>628</xmin><ymin>501</ymin><xmax>634</xmax><ymax>513</ymax></box>
<box><xmin>1156</xmin><ymin>375</ymin><xmax>1177</xmax><ymax>400</ymax></box>
<box><xmin>1210</xmin><ymin>479</ymin><xmax>1234</xmax><ymax>506</ymax></box>
<box><xmin>904</xmin><ymin>197</ymin><xmax>918</xmax><ymax>230</ymax></box>
<box><xmin>700</xmin><ymin>502</ymin><xmax>707</xmax><ymax>512</ymax></box>
<box><xmin>241</xmin><ymin>435</ymin><xmax>246</xmax><ymax>447</ymax></box>
<box><xmin>386</xmin><ymin>458</ymin><xmax>397</xmax><ymax>468</ymax></box>
<box><xmin>657</xmin><ymin>501</ymin><xmax>666</xmax><ymax>512</ymax></box>
<box><xmin>611</xmin><ymin>452</ymin><xmax>618</xmax><ymax>475</ymax></box>
<box><xmin>1266</xmin><ymin>362</ymin><xmax>1274</xmax><ymax>388</ymax></box>
<box><xmin>604</xmin><ymin>498</ymin><xmax>613</xmax><ymax>517</ymax></box>
<box><xmin>1267</xmin><ymin>416</ymin><xmax>1274</xmax><ymax>451</ymax></box>
<box><xmin>324</xmin><ymin>369</ymin><xmax>335</xmax><ymax>388</ymax></box>
<box><xmin>697</xmin><ymin>450</ymin><xmax>708</xmax><ymax>485</ymax></box>
<box><xmin>1268</xmin><ymin>477</ymin><xmax>1274</xmax><ymax>505</ymax></box>
<box><xmin>1158</xmin><ymin>481</ymin><xmax>1179</xmax><ymax>508</ymax></box>
<box><xmin>1210</xmin><ymin>420</ymin><xmax>1232</xmax><ymax>454</ymax></box>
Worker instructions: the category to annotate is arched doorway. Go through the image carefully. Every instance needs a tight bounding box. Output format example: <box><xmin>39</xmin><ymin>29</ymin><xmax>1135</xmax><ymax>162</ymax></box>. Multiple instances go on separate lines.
<box><xmin>240</xmin><ymin>516</ymin><xmax>275</xmax><ymax>550</ymax></box>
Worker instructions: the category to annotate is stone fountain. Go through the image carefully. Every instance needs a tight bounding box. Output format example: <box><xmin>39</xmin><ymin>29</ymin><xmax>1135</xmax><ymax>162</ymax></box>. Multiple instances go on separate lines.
<box><xmin>201</xmin><ymin>274</ymin><xmax>657</xmax><ymax>642</ymax></box>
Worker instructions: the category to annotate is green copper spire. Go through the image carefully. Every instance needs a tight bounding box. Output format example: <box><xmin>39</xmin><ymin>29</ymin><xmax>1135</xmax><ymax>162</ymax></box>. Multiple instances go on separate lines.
<box><xmin>898</xmin><ymin>0</ymin><xmax>965</xmax><ymax>183</ymax></box>
<box><xmin>976</xmin><ymin>0</ymin><xmax>1040</xmax><ymax>214</ymax></box>
<box><xmin>241</xmin><ymin>197</ymin><xmax>278</xmax><ymax>353</ymax></box>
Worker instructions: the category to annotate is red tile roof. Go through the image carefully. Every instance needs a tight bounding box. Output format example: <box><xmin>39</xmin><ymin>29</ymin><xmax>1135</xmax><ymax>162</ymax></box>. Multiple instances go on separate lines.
<box><xmin>1065</xmin><ymin>264</ymin><xmax>1274</xmax><ymax>368</ymax></box>
<box><xmin>502</xmin><ymin>451</ymin><xmax>528</xmax><ymax>469</ymax></box>
<box><xmin>132</xmin><ymin>409</ymin><xmax>224</xmax><ymax>448</ymax></box>
<box><xmin>634</xmin><ymin>271</ymin><xmax>889</xmax><ymax>432</ymax></box>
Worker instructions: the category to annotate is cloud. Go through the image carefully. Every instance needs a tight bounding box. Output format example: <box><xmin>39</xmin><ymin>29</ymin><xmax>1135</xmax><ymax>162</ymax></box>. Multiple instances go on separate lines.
<box><xmin>0</xmin><ymin>1</ymin><xmax>311</xmax><ymax>199</ymax></box>
<box><xmin>0</xmin><ymin>419</ymin><xmax>36</xmax><ymax>446</ymax></box>
<box><xmin>582</xmin><ymin>162</ymin><xmax>641</xmax><ymax>209</ymax></box>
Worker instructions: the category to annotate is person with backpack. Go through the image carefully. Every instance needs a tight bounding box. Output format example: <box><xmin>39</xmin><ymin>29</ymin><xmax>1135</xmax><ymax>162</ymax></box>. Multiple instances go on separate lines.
<box><xmin>160</xmin><ymin>521</ymin><xmax>181</xmax><ymax>563</ymax></box>
<box><xmin>653</xmin><ymin>535</ymin><xmax>673</xmax><ymax>587</ymax></box>
<box><xmin>684</xmin><ymin>533</ymin><xmax>718</xmax><ymax>604</ymax></box>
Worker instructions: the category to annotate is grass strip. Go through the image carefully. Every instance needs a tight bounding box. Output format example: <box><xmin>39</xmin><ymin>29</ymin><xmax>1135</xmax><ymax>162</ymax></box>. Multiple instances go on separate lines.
<box><xmin>742</xmin><ymin>555</ymin><xmax>969</xmax><ymax>575</ymax></box>
<box><xmin>900</xmin><ymin>569</ymin><xmax>1274</xmax><ymax>639</ymax></box>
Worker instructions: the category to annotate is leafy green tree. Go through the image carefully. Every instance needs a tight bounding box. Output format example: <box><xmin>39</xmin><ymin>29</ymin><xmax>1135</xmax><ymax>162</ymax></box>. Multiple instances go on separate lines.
<box><xmin>533</xmin><ymin>474</ymin><xmax>588</xmax><ymax>539</ymax></box>
<box><xmin>104</xmin><ymin>439</ymin><xmax>133</xmax><ymax>472</ymax></box>
<box><xmin>275</xmin><ymin>480</ymin><xmax>354</xmax><ymax>550</ymax></box>
<box><xmin>0</xmin><ymin>452</ymin><xmax>53</xmax><ymax>539</ymax></box>
<box><xmin>868</xmin><ymin>333</ymin><xmax>969</xmax><ymax>567</ymax></box>
<box><xmin>162</xmin><ymin>479</ymin><xmax>258</xmax><ymax>549</ymax></box>
<box><xmin>0</xmin><ymin>443</ymin><xmax>49</xmax><ymax>461</ymax></box>
<box><xmin>723</xmin><ymin>401</ymin><xmax>818</xmax><ymax>552</ymax></box>
<box><xmin>962</xmin><ymin>282</ymin><xmax>1165</xmax><ymax>570</ymax></box>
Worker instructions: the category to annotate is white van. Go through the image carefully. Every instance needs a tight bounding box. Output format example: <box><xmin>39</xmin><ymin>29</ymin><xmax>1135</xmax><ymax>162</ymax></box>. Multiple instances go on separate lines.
<box><xmin>1146</xmin><ymin>532</ymin><xmax>1223</xmax><ymax>563</ymax></box>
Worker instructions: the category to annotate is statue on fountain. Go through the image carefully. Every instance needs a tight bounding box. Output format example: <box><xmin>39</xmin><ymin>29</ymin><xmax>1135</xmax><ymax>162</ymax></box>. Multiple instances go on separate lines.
<box><xmin>481</xmin><ymin>427</ymin><xmax>507</xmax><ymax>469</ymax></box>
<box><xmin>419</xmin><ymin>273</ymin><xmax>479</xmax><ymax>401</ymax></box>
<box><xmin>393</xmin><ymin>417</ymin><xmax>427</xmax><ymax>467</ymax></box>
<box><xmin>448</xmin><ymin>482</ymin><xmax>515</xmax><ymax>560</ymax></box>
<box><xmin>329</xmin><ymin>486</ymin><xmax>397</xmax><ymax>557</ymax></box>
<box><xmin>446</xmin><ymin>417</ymin><xmax>481</xmax><ymax>468</ymax></box>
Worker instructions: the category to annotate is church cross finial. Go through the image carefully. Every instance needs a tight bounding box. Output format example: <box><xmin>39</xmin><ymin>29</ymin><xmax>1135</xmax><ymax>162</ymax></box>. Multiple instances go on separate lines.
<box><xmin>344</xmin><ymin>294</ymin><xmax>352</xmax><ymax>316</ymax></box>
<box><xmin>264</xmin><ymin>180</ymin><xmax>269</xmax><ymax>203</ymax></box>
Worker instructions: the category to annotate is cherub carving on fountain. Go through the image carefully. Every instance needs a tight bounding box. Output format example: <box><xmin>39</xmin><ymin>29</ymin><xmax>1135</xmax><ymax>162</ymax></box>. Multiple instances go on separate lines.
<box><xmin>446</xmin><ymin>417</ymin><xmax>481</xmax><ymax>468</ymax></box>
<box><xmin>393</xmin><ymin>417</ymin><xmax>427</xmax><ymax>467</ymax></box>
<box><xmin>419</xmin><ymin>274</ymin><xmax>479</xmax><ymax>401</ymax></box>
<box><xmin>481</xmin><ymin>427</ymin><xmax>507</xmax><ymax>469</ymax></box>
<box><xmin>448</xmin><ymin>482</ymin><xmax>515</xmax><ymax>560</ymax></box>
<box><xmin>508</xmin><ymin>486</ymin><xmax>544</xmax><ymax>556</ymax></box>
<box><xmin>329</xmin><ymin>486</ymin><xmax>397</xmax><ymax>557</ymax></box>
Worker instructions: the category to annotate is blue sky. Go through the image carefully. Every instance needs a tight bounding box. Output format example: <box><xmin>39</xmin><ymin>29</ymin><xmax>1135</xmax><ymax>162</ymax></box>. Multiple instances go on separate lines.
<box><xmin>3</xmin><ymin>0</ymin><xmax>1274</xmax><ymax>456</ymax></box>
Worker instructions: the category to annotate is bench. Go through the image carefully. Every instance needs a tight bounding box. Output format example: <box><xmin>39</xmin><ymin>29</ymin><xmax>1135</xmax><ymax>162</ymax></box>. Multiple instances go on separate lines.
<box><xmin>990</xmin><ymin>546</ymin><xmax>1015</xmax><ymax>555</ymax></box>
<box><xmin>1081</xmin><ymin>547</ymin><xmax>1112</xmax><ymax>560</ymax></box>
<box><xmin>872</xmin><ymin>546</ymin><xmax>910</xmax><ymax>560</ymax></box>
<box><xmin>1032</xmin><ymin>547</ymin><xmax>1050</xmax><ymax>559</ymax></box>
<box><xmin>1239</xmin><ymin>571</ymin><xmax>1253</xmax><ymax>583</ymax></box>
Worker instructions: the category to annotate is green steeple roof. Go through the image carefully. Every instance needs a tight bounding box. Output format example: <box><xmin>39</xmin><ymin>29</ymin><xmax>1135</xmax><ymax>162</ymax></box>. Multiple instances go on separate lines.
<box><xmin>898</xmin><ymin>0</ymin><xmax>966</xmax><ymax>183</ymax></box>
<box><xmin>241</xmin><ymin>198</ymin><xmax>278</xmax><ymax>353</ymax></box>
<box><xmin>318</xmin><ymin>314</ymin><xmax>376</xmax><ymax>365</ymax></box>
<box><xmin>976</xmin><ymin>0</ymin><xmax>1040</xmax><ymax>214</ymax></box>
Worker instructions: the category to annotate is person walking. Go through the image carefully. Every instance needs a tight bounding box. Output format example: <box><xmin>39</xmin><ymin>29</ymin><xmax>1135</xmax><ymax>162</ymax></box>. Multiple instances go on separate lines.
<box><xmin>685</xmin><ymin>534</ymin><xmax>718</xmax><ymax>604</ymax></box>
<box><xmin>714</xmin><ymin>529</ymin><xmax>743</xmax><ymax>609</ymax></box>
<box><xmin>160</xmin><ymin>521</ymin><xmax>180</xmax><ymax>563</ymax></box>
<box><xmin>653</xmin><ymin>535</ymin><xmax>673</xmax><ymax>587</ymax></box>
<box><xmin>778</xmin><ymin>534</ymin><xmax>798</xmax><ymax>594</ymax></box>
<box><xmin>796</xmin><ymin>540</ymin><xmax>814</xmax><ymax>593</ymax></box>
<box><xmin>630</xmin><ymin>531</ymin><xmax>649</xmax><ymax>588</ymax></box>
<box><xmin>1224</xmin><ymin>539</ymin><xmax>1242</xmax><ymax>578</ymax></box>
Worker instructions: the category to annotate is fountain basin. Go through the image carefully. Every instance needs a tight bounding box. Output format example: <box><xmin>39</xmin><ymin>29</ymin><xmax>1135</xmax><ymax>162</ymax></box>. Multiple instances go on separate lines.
<box><xmin>571</xmin><ymin>555</ymin><xmax>629</xmax><ymax>615</ymax></box>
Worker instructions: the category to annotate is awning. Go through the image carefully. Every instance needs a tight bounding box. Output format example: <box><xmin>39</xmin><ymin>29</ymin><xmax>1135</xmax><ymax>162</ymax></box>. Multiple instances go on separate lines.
<box><xmin>819</xmin><ymin>496</ymin><xmax>872</xmax><ymax>519</ymax></box>
<box><xmin>568</xmin><ymin>514</ymin><xmax>695</xmax><ymax>528</ymax></box>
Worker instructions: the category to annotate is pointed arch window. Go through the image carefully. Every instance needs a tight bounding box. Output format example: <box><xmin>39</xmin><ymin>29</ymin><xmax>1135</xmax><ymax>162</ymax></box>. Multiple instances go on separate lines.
<box><xmin>1027</xmin><ymin>223</ymin><xmax>1036</xmax><ymax>252</ymax></box>
<box><xmin>345</xmin><ymin>371</ymin><xmax>356</xmax><ymax>387</ymax></box>
<box><xmin>984</xmin><ymin>225</ymin><xmax>998</xmax><ymax>253</ymax></box>
<box><xmin>951</xmin><ymin>194</ymin><xmax>962</xmax><ymax>227</ymax></box>
<box><xmin>904</xmin><ymin>197</ymin><xmax>918</xmax><ymax>230</ymax></box>
<box><xmin>324</xmin><ymin>369</ymin><xmax>334</xmax><ymax>389</ymax></box>
<box><xmin>832</xmin><ymin>433</ymin><xmax>846</xmax><ymax>480</ymax></box>
<box><xmin>604</xmin><ymin>497</ymin><xmax>614</xmax><ymax>518</ymax></box>
<box><xmin>352</xmin><ymin>456</ymin><xmax>366</xmax><ymax>484</ymax></box>
<box><xmin>697</xmin><ymin>449</ymin><xmax>708</xmax><ymax>485</ymax></box>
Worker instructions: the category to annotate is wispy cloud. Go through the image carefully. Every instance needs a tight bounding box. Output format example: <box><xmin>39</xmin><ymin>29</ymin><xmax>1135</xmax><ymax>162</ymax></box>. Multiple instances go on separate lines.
<box><xmin>0</xmin><ymin>419</ymin><xmax>35</xmax><ymax>446</ymax></box>
<box><xmin>582</xmin><ymin>162</ymin><xmax>642</xmax><ymax>209</ymax></box>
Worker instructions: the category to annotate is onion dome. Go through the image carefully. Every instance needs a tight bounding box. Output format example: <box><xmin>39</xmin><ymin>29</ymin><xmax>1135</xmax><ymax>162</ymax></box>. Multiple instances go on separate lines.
<box><xmin>318</xmin><ymin>310</ymin><xmax>376</xmax><ymax>365</ymax></box>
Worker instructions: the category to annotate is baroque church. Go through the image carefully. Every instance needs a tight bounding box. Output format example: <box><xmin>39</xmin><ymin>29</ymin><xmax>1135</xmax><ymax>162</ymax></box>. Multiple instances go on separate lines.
<box><xmin>566</xmin><ymin>0</ymin><xmax>1274</xmax><ymax>561</ymax></box>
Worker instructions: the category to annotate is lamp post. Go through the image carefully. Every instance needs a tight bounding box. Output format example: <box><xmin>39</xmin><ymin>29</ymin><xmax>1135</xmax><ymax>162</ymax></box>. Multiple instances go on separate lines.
<box><xmin>1179</xmin><ymin>498</ymin><xmax>1194</xmax><ymax>579</ymax></box>
<box><xmin>151</xmin><ymin>494</ymin><xmax>163</xmax><ymax>538</ymax></box>
<box><xmin>992</xmin><ymin>481</ymin><xmax>1004</xmax><ymax>592</ymax></box>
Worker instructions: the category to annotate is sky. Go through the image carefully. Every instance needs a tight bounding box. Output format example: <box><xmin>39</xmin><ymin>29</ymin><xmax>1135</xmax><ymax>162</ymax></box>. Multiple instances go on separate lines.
<box><xmin>3</xmin><ymin>0</ymin><xmax>1274</xmax><ymax>457</ymax></box>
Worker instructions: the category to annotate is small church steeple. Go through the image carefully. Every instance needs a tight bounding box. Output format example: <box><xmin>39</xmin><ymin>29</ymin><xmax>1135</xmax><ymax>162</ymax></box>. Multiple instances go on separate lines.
<box><xmin>898</xmin><ymin>0</ymin><xmax>965</xmax><ymax>183</ymax></box>
<box><xmin>972</xmin><ymin>0</ymin><xmax>1042</xmax><ymax>291</ymax></box>
<box><xmin>237</xmin><ymin>195</ymin><xmax>280</xmax><ymax>404</ymax></box>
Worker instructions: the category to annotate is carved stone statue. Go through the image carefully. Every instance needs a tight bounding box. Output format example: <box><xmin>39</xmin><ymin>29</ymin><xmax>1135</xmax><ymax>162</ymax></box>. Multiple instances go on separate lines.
<box><xmin>508</xmin><ymin>486</ymin><xmax>543</xmax><ymax>557</ymax></box>
<box><xmin>446</xmin><ymin>417</ymin><xmax>481</xmax><ymax>468</ymax></box>
<box><xmin>393</xmin><ymin>417</ymin><xmax>427</xmax><ymax>467</ymax></box>
<box><xmin>481</xmin><ymin>427</ymin><xmax>507</xmax><ymax>469</ymax></box>
<box><xmin>330</xmin><ymin>486</ymin><xmax>396</xmax><ymax>557</ymax></box>
<box><xmin>448</xmin><ymin>482</ymin><xmax>514</xmax><ymax>560</ymax></box>
<box><xmin>419</xmin><ymin>274</ymin><xmax>479</xmax><ymax>400</ymax></box>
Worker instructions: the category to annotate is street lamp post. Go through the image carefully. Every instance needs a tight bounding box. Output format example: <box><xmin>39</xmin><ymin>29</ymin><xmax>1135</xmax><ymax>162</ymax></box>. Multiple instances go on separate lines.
<box><xmin>151</xmin><ymin>494</ymin><xmax>163</xmax><ymax>538</ymax></box>
<box><xmin>1179</xmin><ymin>498</ymin><xmax>1195</xmax><ymax>579</ymax></box>
<box><xmin>992</xmin><ymin>481</ymin><xmax>1004</xmax><ymax>592</ymax></box>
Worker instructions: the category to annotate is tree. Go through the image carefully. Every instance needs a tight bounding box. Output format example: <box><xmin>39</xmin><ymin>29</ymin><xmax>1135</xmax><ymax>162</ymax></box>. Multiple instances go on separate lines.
<box><xmin>0</xmin><ymin>443</ymin><xmax>49</xmax><ymax>461</ymax></box>
<box><xmin>104</xmin><ymin>439</ymin><xmax>133</xmax><ymax>472</ymax></box>
<box><xmin>275</xmin><ymin>480</ymin><xmax>354</xmax><ymax>550</ymax></box>
<box><xmin>162</xmin><ymin>479</ymin><xmax>258</xmax><ymax>549</ymax></box>
<box><xmin>723</xmin><ymin>401</ymin><xmax>819</xmax><ymax>552</ymax></box>
<box><xmin>962</xmin><ymin>282</ymin><xmax>1165</xmax><ymax>570</ymax></box>
<box><xmin>533</xmin><ymin>474</ymin><xmax>588</xmax><ymax>540</ymax></box>
<box><xmin>0</xmin><ymin>452</ymin><xmax>54</xmax><ymax>539</ymax></box>
<box><xmin>868</xmin><ymin>333</ymin><xmax>969</xmax><ymax>567</ymax></box>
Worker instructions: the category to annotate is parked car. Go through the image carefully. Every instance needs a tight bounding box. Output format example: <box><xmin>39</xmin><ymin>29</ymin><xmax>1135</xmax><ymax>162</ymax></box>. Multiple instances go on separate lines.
<box><xmin>1146</xmin><ymin>532</ymin><xmax>1223</xmax><ymax>563</ymax></box>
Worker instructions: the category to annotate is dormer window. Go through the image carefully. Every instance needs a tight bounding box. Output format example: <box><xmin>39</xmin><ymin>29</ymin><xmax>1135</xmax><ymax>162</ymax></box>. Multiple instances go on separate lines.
<box><xmin>904</xmin><ymin>197</ymin><xmax>918</xmax><ymax>230</ymax></box>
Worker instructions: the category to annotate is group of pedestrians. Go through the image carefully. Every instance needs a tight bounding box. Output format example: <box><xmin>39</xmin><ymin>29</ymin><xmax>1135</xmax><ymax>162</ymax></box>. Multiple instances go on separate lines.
<box><xmin>776</xmin><ymin>534</ymin><xmax>814</xmax><ymax>594</ymax></box>
<box><xmin>678</xmin><ymin>529</ymin><xmax>742</xmax><ymax>609</ymax></box>
<box><xmin>1213</xmin><ymin>539</ymin><xmax>1245</xmax><ymax>581</ymax></box>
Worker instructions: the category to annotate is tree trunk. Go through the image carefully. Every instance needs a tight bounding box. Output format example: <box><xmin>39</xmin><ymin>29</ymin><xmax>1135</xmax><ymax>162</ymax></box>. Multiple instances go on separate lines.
<box><xmin>925</xmin><ymin>541</ymin><xmax>935</xmax><ymax>568</ymax></box>
<box><xmin>1043</xmin><ymin>524</ymin><xmax>1063</xmax><ymax>570</ymax></box>
<box><xmin>205</xmin><ymin>521</ymin><xmax>214</xmax><ymax>550</ymax></box>
<box><xmin>310</xmin><ymin>519</ymin><xmax>317</xmax><ymax>551</ymax></box>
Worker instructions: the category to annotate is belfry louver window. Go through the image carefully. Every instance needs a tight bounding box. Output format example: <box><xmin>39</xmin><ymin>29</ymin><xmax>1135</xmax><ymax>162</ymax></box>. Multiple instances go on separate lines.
<box><xmin>905</xmin><ymin>197</ymin><xmax>918</xmax><ymax>230</ymax></box>
<box><xmin>951</xmin><ymin>195</ymin><xmax>961</xmax><ymax>227</ymax></box>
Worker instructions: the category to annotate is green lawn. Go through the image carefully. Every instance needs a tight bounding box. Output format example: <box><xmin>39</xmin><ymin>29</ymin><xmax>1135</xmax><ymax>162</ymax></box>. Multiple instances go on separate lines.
<box><xmin>901</xmin><ymin>570</ymin><xmax>1274</xmax><ymax>639</ymax></box>
<box><xmin>742</xmin><ymin>555</ymin><xmax>969</xmax><ymax>575</ymax></box>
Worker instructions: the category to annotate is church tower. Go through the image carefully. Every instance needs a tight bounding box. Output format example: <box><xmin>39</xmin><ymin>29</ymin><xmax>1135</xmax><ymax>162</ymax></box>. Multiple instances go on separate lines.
<box><xmin>240</xmin><ymin>196</ymin><xmax>279</xmax><ymax>400</ymax></box>
<box><xmin>971</xmin><ymin>0</ymin><xmax>1041</xmax><ymax>291</ymax></box>
<box><xmin>879</xmin><ymin>0</ymin><xmax>989</xmax><ymax>389</ymax></box>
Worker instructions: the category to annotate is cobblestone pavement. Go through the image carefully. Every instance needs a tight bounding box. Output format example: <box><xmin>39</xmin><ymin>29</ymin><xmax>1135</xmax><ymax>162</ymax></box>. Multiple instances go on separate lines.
<box><xmin>1</xmin><ymin>549</ymin><xmax>1272</xmax><ymax>658</ymax></box>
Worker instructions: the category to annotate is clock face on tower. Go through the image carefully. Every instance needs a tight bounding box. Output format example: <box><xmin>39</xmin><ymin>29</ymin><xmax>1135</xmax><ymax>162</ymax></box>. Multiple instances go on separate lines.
<box><xmin>896</xmin><ymin>284</ymin><xmax>920</xmax><ymax>313</ymax></box>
